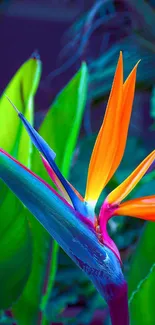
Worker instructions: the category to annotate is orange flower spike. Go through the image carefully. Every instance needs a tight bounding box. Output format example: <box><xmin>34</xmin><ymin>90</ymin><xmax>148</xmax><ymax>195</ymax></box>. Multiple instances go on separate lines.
<box><xmin>107</xmin><ymin>150</ymin><xmax>155</xmax><ymax>205</ymax></box>
<box><xmin>105</xmin><ymin>61</ymin><xmax>140</xmax><ymax>185</ymax></box>
<box><xmin>116</xmin><ymin>196</ymin><xmax>155</xmax><ymax>221</ymax></box>
<box><xmin>85</xmin><ymin>52</ymin><xmax>123</xmax><ymax>203</ymax></box>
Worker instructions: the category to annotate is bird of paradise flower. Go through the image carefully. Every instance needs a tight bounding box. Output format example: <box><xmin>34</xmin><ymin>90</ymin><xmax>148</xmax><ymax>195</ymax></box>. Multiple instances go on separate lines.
<box><xmin>0</xmin><ymin>52</ymin><xmax>155</xmax><ymax>325</ymax></box>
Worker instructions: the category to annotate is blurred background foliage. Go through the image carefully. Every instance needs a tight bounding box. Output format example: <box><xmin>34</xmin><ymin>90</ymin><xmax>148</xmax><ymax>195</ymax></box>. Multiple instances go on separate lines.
<box><xmin>0</xmin><ymin>0</ymin><xmax>155</xmax><ymax>324</ymax></box>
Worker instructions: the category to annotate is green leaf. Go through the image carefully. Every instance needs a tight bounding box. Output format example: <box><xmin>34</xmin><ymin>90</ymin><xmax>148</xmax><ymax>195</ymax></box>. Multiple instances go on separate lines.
<box><xmin>13</xmin><ymin>63</ymin><xmax>88</xmax><ymax>325</ymax></box>
<box><xmin>128</xmin><ymin>222</ymin><xmax>155</xmax><ymax>324</ymax></box>
<box><xmin>0</xmin><ymin>55</ymin><xmax>41</xmax><ymax>309</ymax></box>
<box><xmin>0</xmin><ymin>211</ymin><xmax>32</xmax><ymax>310</ymax></box>
<box><xmin>128</xmin><ymin>222</ymin><xmax>155</xmax><ymax>294</ymax></box>
<box><xmin>129</xmin><ymin>263</ymin><xmax>155</xmax><ymax>325</ymax></box>
<box><xmin>33</xmin><ymin>62</ymin><xmax>88</xmax><ymax>176</ymax></box>
<box><xmin>0</xmin><ymin>55</ymin><xmax>41</xmax><ymax>165</ymax></box>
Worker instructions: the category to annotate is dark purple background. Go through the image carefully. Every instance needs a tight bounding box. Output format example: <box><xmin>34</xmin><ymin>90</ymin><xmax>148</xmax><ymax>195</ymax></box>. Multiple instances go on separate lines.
<box><xmin>0</xmin><ymin>1</ymin><xmax>95</xmax><ymax>110</ymax></box>
<box><xmin>1</xmin><ymin>15</ymin><xmax>71</xmax><ymax>109</ymax></box>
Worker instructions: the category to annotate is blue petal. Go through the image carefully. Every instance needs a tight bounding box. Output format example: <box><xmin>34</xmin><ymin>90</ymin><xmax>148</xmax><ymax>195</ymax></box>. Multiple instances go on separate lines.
<box><xmin>0</xmin><ymin>150</ymin><xmax>125</xmax><ymax>303</ymax></box>
<box><xmin>6</xmin><ymin>96</ymin><xmax>86</xmax><ymax>215</ymax></box>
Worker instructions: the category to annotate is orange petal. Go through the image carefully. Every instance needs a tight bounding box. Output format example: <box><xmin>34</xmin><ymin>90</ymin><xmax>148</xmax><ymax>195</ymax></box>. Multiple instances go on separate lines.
<box><xmin>84</xmin><ymin>52</ymin><xmax>123</xmax><ymax>203</ymax></box>
<box><xmin>107</xmin><ymin>150</ymin><xmax>155</xmax><ymax>205</ymax></box>
<box><xmin>105</xmin><ymin>61</ymin><xmax>139</xmax><ymax>184</ymax></box>
<box><xmin>115</xmin><ymin>196</ymin><xmax>155</xmax><ymax>221</ymax></box>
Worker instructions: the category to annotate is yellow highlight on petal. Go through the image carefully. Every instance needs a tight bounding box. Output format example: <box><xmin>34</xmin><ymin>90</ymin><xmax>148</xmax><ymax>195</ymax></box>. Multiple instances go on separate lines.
<box><xmin>107</xmin><ymin>150</ymin><xmax>155</xmax><ymax>205</ymax></box>
<box><xmin>116</xmin><ymin>196</ymin><xmax>155</xmax><ymax>221</ymax></box>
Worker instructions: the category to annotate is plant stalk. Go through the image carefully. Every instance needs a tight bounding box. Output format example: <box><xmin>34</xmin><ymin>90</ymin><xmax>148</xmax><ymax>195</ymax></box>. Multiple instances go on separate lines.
<box><xmin>108</xmin><ymin>283</ymin><xmax>129</xmax><ymax>325</ymax></box>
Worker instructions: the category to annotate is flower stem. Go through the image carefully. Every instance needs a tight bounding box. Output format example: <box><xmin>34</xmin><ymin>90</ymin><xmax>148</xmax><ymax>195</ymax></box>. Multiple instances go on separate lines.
<box><xmin>108</xmin><ymin>284</ymin><xmax>129</xmax><ymax>325</ymax></box>
<box><xmin>40</xmin><ymin>240</ymin><xmax>59</xmax><ymax>325</ymax></box>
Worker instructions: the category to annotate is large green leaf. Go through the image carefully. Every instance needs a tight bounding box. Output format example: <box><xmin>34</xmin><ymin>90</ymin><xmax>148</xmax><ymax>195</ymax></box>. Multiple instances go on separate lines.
<box><xmin>33</xmin><ymin>62</ymin><xmax>88</xmax><ymax>175</ymax></box>
<box><xmin>128</xmin><ymin>222</ymin><xmax>155</xmax><ymax>324</ymax></box>
<box><xmin>13</xmin><ymin>63</ymin><xmax>88</xmax><ymax>324</ymax></box>
<box><xmin>0</xmin><ymin>55</ymin><xmax>42</xmax><ymax>309</ymax></box>
<box><xmin>0</xmin><ymin>211</ymin><xmax>32</xmax><ymax>310</ymax></box>
<box><xmin>129</xmin><ymin>262</ymin><xmax>155</xmax><ymax>325</ymax></box>
<box><xmin>0</xmin><ymin>54</ymin><xmax>41</xmax><ymax>163</ymax></box>
<box><xmin>128</xmin><ymin>223</ymin><xmax>155</xmax><ymax>296</ymax></box>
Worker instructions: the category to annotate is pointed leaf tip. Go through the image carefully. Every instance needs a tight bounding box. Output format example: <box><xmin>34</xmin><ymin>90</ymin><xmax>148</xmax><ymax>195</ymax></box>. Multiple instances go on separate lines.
<box><xmin>5</xmin><ymin>97</ymin><xmax>85</xmax><ymax>213</ymax></box>
<box><xmin>81</xmin><ymin>61</ymin><xmax>87</xmax><ymax>69</ymax></box>
<box><xmin>5</xmin><ymin>95</ymin><xmax>20</xmax><ymax>114</ymax></box>
<box><xmin>31</xmin><ymin>50</ymin><xmax>40</xmax><ymax>60</ymax></box>
<box><xmin>5</xmin><ymin>96</ymin><xmax>57</xmax><ymax>164</ymax></box>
